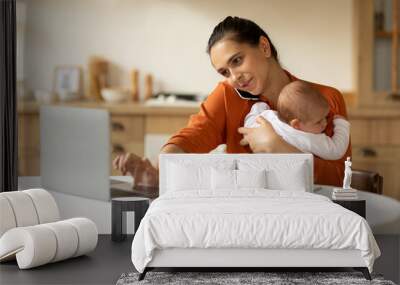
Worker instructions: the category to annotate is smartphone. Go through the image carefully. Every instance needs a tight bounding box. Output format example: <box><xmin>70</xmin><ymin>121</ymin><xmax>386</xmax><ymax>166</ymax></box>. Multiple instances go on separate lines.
<box><xmin>234</xmin><ymin>88</ymin><xmax>260</xmax><ymax>101</ymax></box>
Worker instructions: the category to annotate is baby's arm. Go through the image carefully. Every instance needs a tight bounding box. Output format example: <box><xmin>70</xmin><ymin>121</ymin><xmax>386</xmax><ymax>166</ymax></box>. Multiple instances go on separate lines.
<box><xmin>307</xmin><ymin>117</ymin><xmax>350</xmax><ymax>160</ymax></box>
<box><xmin>244</xmin><ymin>102</ymin><xmax>270</xmax><ymax>128</ymax></box>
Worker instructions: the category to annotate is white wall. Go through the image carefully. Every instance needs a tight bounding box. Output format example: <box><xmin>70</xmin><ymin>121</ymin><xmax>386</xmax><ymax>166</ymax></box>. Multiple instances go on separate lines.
<box><xmin>23</xmin><ymin>0</ymin><xmax>354</xmax><ymax>99</ymax></box>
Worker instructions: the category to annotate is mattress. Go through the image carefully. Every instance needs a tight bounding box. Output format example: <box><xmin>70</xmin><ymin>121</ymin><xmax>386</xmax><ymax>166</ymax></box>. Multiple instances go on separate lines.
<box><xmin>131</xmin><ymin>190</ymin><xmax>380</xmax><ymax>273</ymax></box>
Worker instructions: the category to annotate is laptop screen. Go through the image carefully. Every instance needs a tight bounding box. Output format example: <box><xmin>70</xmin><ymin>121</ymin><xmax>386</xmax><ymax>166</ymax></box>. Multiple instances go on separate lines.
<box><xmin>40</xmin><ymin>106</ymin><xmax>111</xmax><ymax>201</ymax></box>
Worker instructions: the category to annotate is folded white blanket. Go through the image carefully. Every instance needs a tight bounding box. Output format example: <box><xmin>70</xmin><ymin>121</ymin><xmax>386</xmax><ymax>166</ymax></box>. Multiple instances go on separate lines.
<box><xmin>131</xmin><ymin>190</ymin><xmax>380</xmax><ymax>273</ymax></box>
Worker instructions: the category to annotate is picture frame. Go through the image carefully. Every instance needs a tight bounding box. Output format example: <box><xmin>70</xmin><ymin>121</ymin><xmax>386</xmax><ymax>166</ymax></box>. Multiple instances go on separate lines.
<box><xmin>53</xmin><ymin>65</ymin><xmax>82</xmax><ymax>101</ymax></box>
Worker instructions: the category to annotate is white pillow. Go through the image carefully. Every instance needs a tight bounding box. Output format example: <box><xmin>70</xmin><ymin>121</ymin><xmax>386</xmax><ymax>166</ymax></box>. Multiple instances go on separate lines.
<box><xmin>167</xmin><ymin>159</ymin><xmax>235</xmax><ymax>192</ymax></box>
<box><xmin>167</xmin><ymin>163</ymin><xmax>210</xmax><ymax>191</ymax></box>
<box><xmin>238</xmin><ymin>159</ymin><xmax>309</xmax><ymax>191</ymax></box>
<box><xmin>266</xmin><ymin>163</ymin><xmax>308</xmax><ymax>191</ymax></box>
<box><xmin>236</xmin><ymin>169</ymin><xmax>267</xmax><ymax>189</ymax></box>
<box><xmin>211</xmin><ymin>168</ymin><xmax>236</xmax><ymax>190</ymax></box>
<box><xmin>211</xmin><ymin>168</ymin><xmax>267</xmax><ymax>190</ymax></box>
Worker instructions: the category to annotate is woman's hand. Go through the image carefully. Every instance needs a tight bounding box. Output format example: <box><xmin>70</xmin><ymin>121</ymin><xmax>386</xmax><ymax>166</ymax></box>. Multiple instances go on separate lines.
<box><xmin>238</xmin><ymin>116</ymin><xmax>299</xmax><ymax>153</ymax></box>
<box><xmin>113</xmin><ymin>153</ymin><xmax>159</xmax><ymax>189</ymax></box>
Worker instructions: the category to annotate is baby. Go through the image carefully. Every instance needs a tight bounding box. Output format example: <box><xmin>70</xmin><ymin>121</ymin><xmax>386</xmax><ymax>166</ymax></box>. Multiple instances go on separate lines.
<box><xmin>244</xmin><ymin>80</ymin><xmax>350</xmax><ymax>160</ymax></box>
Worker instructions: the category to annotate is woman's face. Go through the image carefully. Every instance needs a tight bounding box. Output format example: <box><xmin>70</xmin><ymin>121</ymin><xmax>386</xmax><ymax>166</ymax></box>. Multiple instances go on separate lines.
<box><xmin>210</xmin><ymin>38</ymin><xmax>271</xmax><ymax>95</ymax></box>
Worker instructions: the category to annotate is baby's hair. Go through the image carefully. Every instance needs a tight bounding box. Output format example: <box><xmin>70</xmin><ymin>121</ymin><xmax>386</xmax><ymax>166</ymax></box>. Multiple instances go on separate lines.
<box><xmin>206</xmin><ymin>16</ymin><xmax>278</xmax><ymax>62</ymax></box>
<box><xmin>277</xmin><ymin>81</ymin><xmax>329</xmax><ymax>124</ymax></box>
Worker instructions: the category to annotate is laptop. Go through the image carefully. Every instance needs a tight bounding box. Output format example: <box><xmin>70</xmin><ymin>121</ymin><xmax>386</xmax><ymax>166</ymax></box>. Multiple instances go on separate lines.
<box><xmin>40</xmin><ymin>105</ymin><xmax>135</xmax><ymax>201</ymax></box>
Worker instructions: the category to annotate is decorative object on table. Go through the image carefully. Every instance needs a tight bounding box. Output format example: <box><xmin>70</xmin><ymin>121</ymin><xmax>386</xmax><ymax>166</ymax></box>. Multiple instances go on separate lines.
<box><xmin>333</xmin><ymin>157</ymin><xmax>358</xmax><ymax>200</ymax></box>
<box><xmin>0</xmin><ymin>189</ymin><xmax>98</xmax><ymax>269</ymax></box>
<box><xmin>88</xmin><ymin>56</ymin><xmax>108</xmax><ymax>101</ymax></box>
<box><xmin>116</xmin><ymin>271</ymin><xmax>394</xmax><ymax>285</ymax></box>
<box><xmin>343</xmin><ymin>156</ymin><xmax>352</xmax><ymax>189</ymax></box>
<box><xmin>144</xmin><ymin>73</ymin><xmax>153</xmax><ymax>101</ymax></box>
<box><xmin>130</xmin><ymin>69</ymin><xmax>139</xmax><ymax>102</ymax></box>
<box><xmin>53</xmin><ymin>65</ymin><xmax>82</xmax><ymax>101</ymax></box>
<box><xmin>101</xmin><ymin>87</ymin><xmax>129</xmax><ymax>103</ymax></box>
<box><xmin>112</xmin><ymin>197</ymin><xmax>150</xmax><ymax>242</ymax></box>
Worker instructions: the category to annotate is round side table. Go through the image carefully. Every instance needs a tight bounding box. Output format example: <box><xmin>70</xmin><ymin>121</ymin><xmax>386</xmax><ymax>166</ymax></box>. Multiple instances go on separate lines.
<box><xmin>111</xmin><ymin>196</ymin><xmax>150</xmax><ymax>242</ymax></box>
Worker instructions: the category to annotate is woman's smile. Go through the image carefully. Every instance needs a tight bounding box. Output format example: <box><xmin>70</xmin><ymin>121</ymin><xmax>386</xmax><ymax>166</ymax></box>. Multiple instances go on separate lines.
<box><xmin>238</xmin><ymin>77</ymin><xmax>253</xmax><ymax>90</ymax></box>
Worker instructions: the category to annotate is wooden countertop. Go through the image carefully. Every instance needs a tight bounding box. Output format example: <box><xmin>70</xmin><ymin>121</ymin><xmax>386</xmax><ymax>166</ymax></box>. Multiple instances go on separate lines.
<box><xmin>17</xmin><ymin>101</ymin><xmax>199</xmax><ymax>115</ymax></box>
<box><xmin>17</xmin><ymin>100</ymin><xmax>400</xmax><ymax>118</ymax></box>
<box><xmin>348</xmin><ymin>107</ymin><xmax>400</xmax><ymax>118</ymax></box>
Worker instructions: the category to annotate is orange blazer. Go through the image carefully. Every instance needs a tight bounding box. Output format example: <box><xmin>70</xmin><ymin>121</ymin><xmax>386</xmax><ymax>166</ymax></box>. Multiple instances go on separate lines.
<box><xmin>165</xmin><ymin>73</ymin><xmax>351</xmax><ymax>187</ymax></box>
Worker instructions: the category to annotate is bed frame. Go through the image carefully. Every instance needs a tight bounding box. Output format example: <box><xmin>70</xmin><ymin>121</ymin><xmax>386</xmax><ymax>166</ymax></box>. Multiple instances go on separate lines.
<box><xmin>138</xmin><ymin>154</ymin><xmax>372</xmax><ymax>281</ymax></box>
<box><xmin>138</xmin><ymin>248</ymin><xmax>371</xmax><ymax>280</ymax></box>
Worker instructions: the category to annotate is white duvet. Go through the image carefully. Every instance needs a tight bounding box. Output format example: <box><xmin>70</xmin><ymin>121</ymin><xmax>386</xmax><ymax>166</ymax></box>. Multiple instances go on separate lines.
<box><xmin>131</xmin><ymin>190</ymin><xmax>380</xmax><ymax>273</ymax></box>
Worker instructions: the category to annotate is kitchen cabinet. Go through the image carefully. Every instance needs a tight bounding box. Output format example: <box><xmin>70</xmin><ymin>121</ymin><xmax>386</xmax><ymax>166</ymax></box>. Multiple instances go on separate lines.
<box><xmin>350</xmin><ymin>0</ymin><xmax>400</xmax><ymax>201</ymax></box>
<box><xmin>349</xmin><ymin>110</ymin><xmax>400</xmax><ymax>201</ymax></box>
<box><xmin>354</xmin><ymin>0</ymin><xmax>400</xmax><ymax>107</ymax></box>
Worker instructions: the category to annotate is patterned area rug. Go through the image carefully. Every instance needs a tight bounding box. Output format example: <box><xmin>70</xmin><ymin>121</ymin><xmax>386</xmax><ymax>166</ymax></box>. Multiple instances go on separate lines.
<box><xmin>116</xmin><ymin>271</ymin><xmax>396</xmax><ymax>285</ymax></box>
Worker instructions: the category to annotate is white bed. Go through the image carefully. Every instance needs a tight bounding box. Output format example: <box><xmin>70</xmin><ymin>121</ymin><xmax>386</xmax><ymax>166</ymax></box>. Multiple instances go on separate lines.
<box><xmin>131</xmin><ymin>154</ymin><xmax>380</xmax><ymax>280</ymax></box>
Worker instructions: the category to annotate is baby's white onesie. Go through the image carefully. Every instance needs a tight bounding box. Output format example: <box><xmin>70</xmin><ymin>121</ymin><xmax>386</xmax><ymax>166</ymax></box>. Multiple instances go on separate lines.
<box><xmin>244</xmin><ymin>102</ymin><xmax>350</xmax><ymax>160</ymax></box>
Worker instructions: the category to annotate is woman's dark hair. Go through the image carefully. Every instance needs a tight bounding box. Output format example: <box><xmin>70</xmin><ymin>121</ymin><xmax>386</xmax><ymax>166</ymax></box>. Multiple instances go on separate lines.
<box><xmin>207</xmin><ymin>16</ymin><xmax>278</xmax><ymax>61</ymax></box>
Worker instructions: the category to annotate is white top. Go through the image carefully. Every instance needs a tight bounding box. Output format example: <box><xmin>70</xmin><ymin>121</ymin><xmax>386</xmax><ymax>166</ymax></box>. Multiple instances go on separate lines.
<box><xmin>244</xmin><ymin>102</ymin><xmax>350</xmax><ymax>160</ymax></box>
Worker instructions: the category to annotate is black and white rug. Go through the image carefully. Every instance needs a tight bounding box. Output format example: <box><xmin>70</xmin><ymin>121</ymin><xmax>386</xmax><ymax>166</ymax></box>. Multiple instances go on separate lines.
<box><xmin>116</xmin><ymin>271</ymin><xmax>396</xmax><ymax>285</ymax></box>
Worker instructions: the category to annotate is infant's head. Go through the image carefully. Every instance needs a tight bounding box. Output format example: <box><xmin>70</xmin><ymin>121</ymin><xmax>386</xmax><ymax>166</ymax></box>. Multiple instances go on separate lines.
<box><xmin>277</xmin><ymin>81</ymin><xmax>329</xmax><ymax>134</ymax></box>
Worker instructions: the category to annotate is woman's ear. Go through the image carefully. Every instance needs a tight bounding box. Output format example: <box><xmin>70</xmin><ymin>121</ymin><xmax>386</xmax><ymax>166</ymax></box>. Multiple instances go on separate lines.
<box><xmin>259</xmin><ymin>36</ymin><xmax>271</xmax><ymax>58</ymax></box>
<box><xmin>290</xmin><ymin>118</ymin><xmax>301</xmax><ymax>130</ymax></box>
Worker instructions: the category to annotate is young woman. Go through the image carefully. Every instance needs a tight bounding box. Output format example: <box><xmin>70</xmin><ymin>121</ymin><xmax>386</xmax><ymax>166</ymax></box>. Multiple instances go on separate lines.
<box><xmin>113</xmin><ymin>16</ymin><xmax>351</xmax><ymax>189</ymax></box>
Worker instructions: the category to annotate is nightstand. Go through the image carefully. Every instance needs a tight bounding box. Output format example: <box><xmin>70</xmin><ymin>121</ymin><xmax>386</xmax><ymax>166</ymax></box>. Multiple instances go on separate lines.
<box><xmin>332</xmin><ymin>199</ymin><xmax>366</xmax><ymax>218</ymax></box>
<box><xmin>111</xmin><ymin>197</ymin><xmax>150</xmax><ymax>242</ymax></box>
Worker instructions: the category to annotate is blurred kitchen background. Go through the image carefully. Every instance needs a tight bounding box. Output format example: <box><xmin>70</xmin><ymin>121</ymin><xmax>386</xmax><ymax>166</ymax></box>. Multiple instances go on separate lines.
<box><xmin>16</xmin><ymin>0</ymin><xmax>400</xmax><ymax>201</ymax></box>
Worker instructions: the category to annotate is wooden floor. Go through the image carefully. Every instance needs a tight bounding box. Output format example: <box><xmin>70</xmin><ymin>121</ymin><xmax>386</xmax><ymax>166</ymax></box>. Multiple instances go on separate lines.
<box><xmin>0</xmin><ymin>235</ymin><xmax>398</xmax><ymax>284</ymax></box>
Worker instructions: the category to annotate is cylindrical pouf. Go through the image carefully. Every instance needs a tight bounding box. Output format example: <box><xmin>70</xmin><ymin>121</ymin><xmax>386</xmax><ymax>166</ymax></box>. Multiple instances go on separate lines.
<box><xmin>64</xmin><ymin>218</ymin><xmax>98</xmax><ymax>257</ymax></box>
<box><xmin>23</xmin><ymin>189</ymin><xmax>60</xmax><ymax>224</ymax></box>
<box><xmin>0</xmin><ymin>218</ymin><xmax>98</xmax><ymax>269</ymax></box>
<box><xmin>0</xmin><ymin>192</ymin><xmax>39</xmax><ymax>227</ymax></box>
<box><xmin>42</xmin><ymin>221</ymin><xmax>79</xmax><ymax>262</ymax></box>
<box><xmin>0</xmin><ymin>196</ymin><xmax>17</xmax><ymax>237</ymax></box>
<box><xmin>0</xmin><ymin>226</ymin><xmax>57</xmax><ymax>269</ymax></box>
